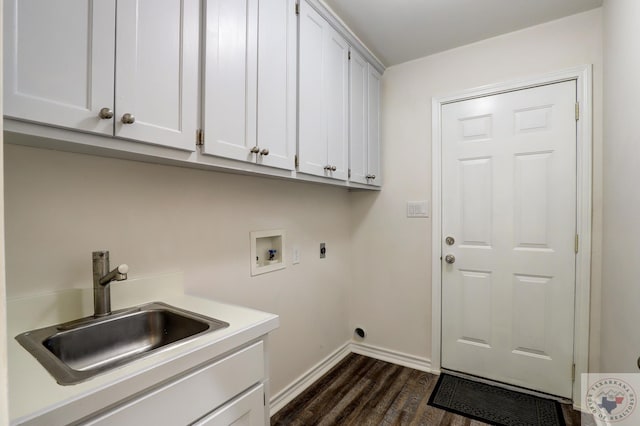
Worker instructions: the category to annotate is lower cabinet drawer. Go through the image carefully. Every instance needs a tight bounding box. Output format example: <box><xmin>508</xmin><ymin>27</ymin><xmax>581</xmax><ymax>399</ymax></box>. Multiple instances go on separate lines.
<box><xmin>83</xmin><ymin>341</ymin><xmax>264</xmax><ymax>425</ymax></box>
<box><xmin>192</xmin><ymin>384</ymin><xmax>264</xmax><ymax>426</ymax></box>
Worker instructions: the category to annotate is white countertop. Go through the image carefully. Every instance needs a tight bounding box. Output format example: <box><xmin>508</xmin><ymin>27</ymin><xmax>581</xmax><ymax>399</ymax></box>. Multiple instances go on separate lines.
<box><xmin>7</xmin><ymin>273</ymin><xmax>279</xmax><ymax>425</ymax></box>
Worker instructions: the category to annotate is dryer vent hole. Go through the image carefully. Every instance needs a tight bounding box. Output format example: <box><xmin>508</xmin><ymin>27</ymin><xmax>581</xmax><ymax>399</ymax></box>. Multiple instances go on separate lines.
<box><xmin>355</xmin><ymin>327</ymin><xmax>366</xmax><ymax>339</ymax></box>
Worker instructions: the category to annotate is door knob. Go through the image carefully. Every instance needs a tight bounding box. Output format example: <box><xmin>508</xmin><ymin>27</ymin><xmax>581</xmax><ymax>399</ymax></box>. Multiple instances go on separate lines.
<box><xmin>260</xmin><ymin>148</ymin><xmax>269</xmax><ymax>156</ymax></box>
<box><xmin>121</xmin><ymin>113</ymin><xmax>135</xmax><ymax>124</ymax></box>
<box><xmin>98</xmin><ymin>107</ymin><xmax>114</xmax><ymax>119</ymax></box>
<box><xmin>445</xmin><ymin>236</ymin><xmax>455</xmax><ymax>246</ymax></box>
<box><xmin>250</xmin><ymin>146</ymin><xmax>260</xmax><ymax>154</ymax></box>
<box><xmin>445</xmin><ymin>254</ymin><xmax>456</xmax><ymax>264</ymax></box>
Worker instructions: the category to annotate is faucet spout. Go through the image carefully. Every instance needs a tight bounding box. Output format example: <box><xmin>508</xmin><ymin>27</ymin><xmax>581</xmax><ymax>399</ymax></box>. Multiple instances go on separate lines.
<box><xmin>98</xmin><ymin>264</ymin><xmax>129</xmax><ymax>286</ymax></box>
<box><xmin>92</xmin><ymin>251</ymin><xmax>129</xmax><ymax>317</ymax></box>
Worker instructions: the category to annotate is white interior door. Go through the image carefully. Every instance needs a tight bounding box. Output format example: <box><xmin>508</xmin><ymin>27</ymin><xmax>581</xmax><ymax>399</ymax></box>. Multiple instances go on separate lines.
<box><xmin>441</xmin><ymin>81</ymin><xmax>577</xmax><ymax>398</ymax></box>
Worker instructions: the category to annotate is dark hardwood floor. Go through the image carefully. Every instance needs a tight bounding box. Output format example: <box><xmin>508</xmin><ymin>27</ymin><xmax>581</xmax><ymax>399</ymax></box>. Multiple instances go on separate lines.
<box><xmin>271</xmin><ymin>353</ymin><xmax>590</xmax><ymax>426</ymax></box>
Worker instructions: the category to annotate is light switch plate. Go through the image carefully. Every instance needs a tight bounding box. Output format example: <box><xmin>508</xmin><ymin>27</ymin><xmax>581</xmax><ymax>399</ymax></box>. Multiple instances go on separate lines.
<box><xmin>407</xmin><ymin>201</ymin><xmax>429</xmax><ymax>218</ymax></box>
<box><xmin>292</xmin><ymin>245</ymin><xmax>300</xmax><ymax>264</ymax></box>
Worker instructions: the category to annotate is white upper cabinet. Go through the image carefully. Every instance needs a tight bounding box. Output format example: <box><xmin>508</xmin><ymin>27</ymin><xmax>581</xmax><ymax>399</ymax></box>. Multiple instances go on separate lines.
<box><xmin>4</xmin><ymin>0</ymin><xmax>116</xmax><ymax>136</ymax></box>
<box><xmin>4</xmin><ymin>0</ymin><xmax>199</xmax><ymax>151</ymax></box>
<box><xmin>349</xmin><ymin>50</ymin><xmax>368</xmax><ymax>184</ymax></box>
<box><xmin>349</xmin><ymin>50</ymin><xmax>381</xmax><ymax>186</ymax></box>
<box><xmin>298</xmin><ymin>0</ymin><xmax>349</xmax><ymax>181</ymax></box>
<box><xmin>367</xmin><ymin>64</ymin><xmax>382</xmax><ymax>186</ymax></box>
<box><xmin>203</xmin><ymin>0</ymin><xmax>296</xmax><ymax>171</ymax></box>
<box><xmin>256</xmin><ymin>0</ymin><xmax>297</xmax><ymax>170</ymax></box>
<box><xmin>114</xmin><ymin>0</ymin><xmax>199</xmax><ymax>150</ymax></box>
<box><xmin>202</xmin><ymin>0</ymin><xmax>258</xmax><ymax>162</ymax></box>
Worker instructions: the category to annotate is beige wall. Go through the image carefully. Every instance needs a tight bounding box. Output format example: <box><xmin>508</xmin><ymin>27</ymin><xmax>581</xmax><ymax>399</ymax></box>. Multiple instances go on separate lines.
<box><xmin>349</xmin><ymin>8</ymin><xmax>604</xmax><ymax>370</ymax></box>
<box><xmin>601</xmin><ymin>0</ymin><xmax>640</xmax><ymax>373</ymax></box>
<box><xmin>3</xmin><ymin>144</ymin><xmax>352</xmax><ymax>396</ymax></box>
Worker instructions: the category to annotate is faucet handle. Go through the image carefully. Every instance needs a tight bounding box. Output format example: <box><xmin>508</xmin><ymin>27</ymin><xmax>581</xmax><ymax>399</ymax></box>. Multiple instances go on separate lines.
<box><xmin>117</xmin><ymin>264</ymin><xmax>129</xmax><ymax>274</ymax></box>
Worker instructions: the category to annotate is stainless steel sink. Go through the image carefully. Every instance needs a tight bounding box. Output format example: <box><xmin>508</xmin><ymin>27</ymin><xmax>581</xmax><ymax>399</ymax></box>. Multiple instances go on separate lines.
<box><xmin>15</xmin><ymin>302</ymin><xmax>229</xmax><ymax>385</ymax></box>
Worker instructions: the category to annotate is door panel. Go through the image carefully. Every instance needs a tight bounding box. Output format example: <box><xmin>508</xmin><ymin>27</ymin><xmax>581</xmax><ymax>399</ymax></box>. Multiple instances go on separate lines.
<box><xmin>4</xmin><ymin>0</ymin><xmax>115</xmax><ymax>135</ymax></box>
<box><xmin>115</xmin><ymin>0</ymin><xmax>199</xmax><ymax>150</ymax></box>
<box><xmin>349</xmin><ymin>50</ymin><xmax>368</xmax><ymax>185</ymax></box>
<box><xmin>441</xmin><ymin>81</ymin><xmax>577</xmax><ymax>398</ymax></box>
<box><xmin>256</xmin><ymin>0</ymin><xmax>297</xmax><ymax>170</ymax></box>
<box><xmin>203</xmin><ymin>0</ymin><xmax>258</xmax><ymax>159</ymax></box>
<box><xmin>324</xmin><ymin>27</ymin><xmax>349</xmax><ymax>180</ymax></box>
<box><xmin>297</xmin><ymin>1</ymin><xmax>327</xmax><ymax>176</ymax></box>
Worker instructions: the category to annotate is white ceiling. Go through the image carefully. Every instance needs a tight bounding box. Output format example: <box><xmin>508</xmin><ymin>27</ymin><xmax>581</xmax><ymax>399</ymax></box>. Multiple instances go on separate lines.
<box><xmin>322</xmin><ymin>0</ymin><xmax>603</xmax><ymax>66</ymax></box>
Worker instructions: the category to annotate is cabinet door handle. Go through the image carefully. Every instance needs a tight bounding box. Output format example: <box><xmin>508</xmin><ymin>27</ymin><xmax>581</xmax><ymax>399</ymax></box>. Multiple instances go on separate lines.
<box><xmin>367</xmin><ymin>174</ymin><xmax>376</xmax><ymax>180</ymax></box>
<box><xmin>324</xmin><ymin>165</ymin><xmax>336</xmax><ymax>172</ymax></box>
<box><xmin>331</xmin><ymin>165</ymin><xmax>337</xmax><ymax>172</ymax></box>
<box><xmin>260</xmin><ymin>148</ymin><xmax>269</xmax><ymax>156</ymax></box>
<box><xmin>121</xmin><ymin>113</ymin><xmax>136</xmax><ymax>124</ymax></box>
<box><xmin>98</xmin><ymin>108</ymin><xmax>114</xmax><ymax>119</ymax></box>
<box><xmin>250</xmin><ymin>146</ymin><xmax>260</xmax><ymax>154</ymax></box>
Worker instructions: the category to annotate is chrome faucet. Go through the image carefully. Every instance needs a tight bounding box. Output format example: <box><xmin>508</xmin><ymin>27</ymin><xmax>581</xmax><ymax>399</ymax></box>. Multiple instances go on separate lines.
<box><xmin>92</xmin><ymin>251</ymin><xmax>129</xmax><ymax>317</ymax></box>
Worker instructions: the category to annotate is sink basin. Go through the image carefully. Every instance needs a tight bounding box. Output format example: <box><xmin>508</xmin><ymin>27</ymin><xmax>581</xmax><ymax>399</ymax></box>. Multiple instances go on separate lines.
<box><xmin>15</xmin><ymin>302</ymin><xmax>229</xmax><ymax>385</ymax></box>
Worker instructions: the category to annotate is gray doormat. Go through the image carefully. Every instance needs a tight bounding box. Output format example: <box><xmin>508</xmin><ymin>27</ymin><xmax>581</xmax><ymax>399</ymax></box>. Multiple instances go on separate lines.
<box><xmin>428</xmin><ymin>373</ymin><xmax>566</xmax><ymax>426</ymax></box>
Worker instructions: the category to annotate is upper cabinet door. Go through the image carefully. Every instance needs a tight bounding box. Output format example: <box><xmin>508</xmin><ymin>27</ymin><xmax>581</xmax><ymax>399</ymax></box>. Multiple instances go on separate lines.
<box><xmin>298</xmin><ymin>1</ymin><xmax>348</xmax><ymax>181</ymax></box>
<box><xmin>255</xmin><ymin>0</ymin><xmax>297</xmax><ymax>171</ymax></box>
<box><xmin>203</xmin><ymin>0</ymin><xmax>258</xmax><ymax>161</ymax></box>
<box><xmin>324</xmin><ymin>26</ymin><xmax>349</xmax><ymax>181</ymax></box>
<box><xmin>4</xmin><ymin>0</ymin><xmax>115</xmax><ymax>135</ymax></box>
<box><xmin>367</xmin><ymin>65</ymin><xmax>382</xmax><ymax>186</ymax></box>
<box><xmin>349</xmin><ymin>50</ymin><xmax>368</xmax><ymax>185</ymax></box>
<box><xmin>298</xmin><ymin>1</ymin><xmax>327</xmax><ymax>177</ymax></box>
<box><xmin>115</xmin><ymin>0</ymin><xmax>199</xmax><ymax>151</ymax></box>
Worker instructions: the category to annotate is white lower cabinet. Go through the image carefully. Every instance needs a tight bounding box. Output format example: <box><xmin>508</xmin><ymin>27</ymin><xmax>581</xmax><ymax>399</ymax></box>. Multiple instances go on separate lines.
<box><xmin>193</xmin><ymin>384</ymin><xmax>264</xmax><ymax>426</ymax></box>
<box><xmin>82</xmin><ymin>341</ymin><xmax>266</xmax><ymax>425</ymax></box>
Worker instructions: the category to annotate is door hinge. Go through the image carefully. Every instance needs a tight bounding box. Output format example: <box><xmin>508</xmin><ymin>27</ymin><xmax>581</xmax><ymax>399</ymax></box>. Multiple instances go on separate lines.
<box><xmin>571</xmin><ymin>363</ymin><xmax>576</xmax><ymax>381</ymax></box>
<box><xmin>263</xmin><ymin>392</ymin><xmax>266</xmax><ymax>406</ymax></box>
<box><xmin>348</xmin><ymin>168</ymin><xmax>351</xmax><ymax>178</ymax></box>
<box><xmin>575</xmin><ymin>234</ymin><xmax>579</xmax><ymax>253</ymax></box>
<box><xmin>196</xmin><ymin>129</ymin><xmax>204</xmax><ymax>146</ymax></box>
<box><xmin>295</xmin><ymin>154</ymin><xmax>299</xmax><ymax>167</ymax></box>
<box><xmin>348</xmin><ymin>51</ymin><xmax>351</xmax><ymax>60</ymax></box>
<box><xmin>575</xmin><ymin>102</ymin><xmax>580</xmax><ymax>121</ymax></box>
<box><xmin>295</xmin><ymin>2</ymin><xmax>299</xmax><ymax>15</ymax></box>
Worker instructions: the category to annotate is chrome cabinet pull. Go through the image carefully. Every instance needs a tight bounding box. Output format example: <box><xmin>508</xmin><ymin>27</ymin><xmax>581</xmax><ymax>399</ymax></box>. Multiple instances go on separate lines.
<box><xmin>121</xmin><ymin>113</ymin><xmax>135</xmax><ymax>124</ymax></box>
<box><xmin>98</xmin><ymin>108</ymin><xmax>114</xmax><ymax>119</ymax></box>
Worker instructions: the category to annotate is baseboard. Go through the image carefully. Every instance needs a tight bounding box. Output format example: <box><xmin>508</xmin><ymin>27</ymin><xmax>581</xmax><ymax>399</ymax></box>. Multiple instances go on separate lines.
<box><xmin>349</xmin><ymin>342</ymin><xmax>432</xmax><ymax>373</ymax></box>
<box><xmin>269</xmin><ymin>342</ymin><xmax>351</xmax><ymax>416</ymax></box>
<box><xmin>269</xmin><ymin>341</ymin><xmax>432</xmax><ymax>416</ymax></box>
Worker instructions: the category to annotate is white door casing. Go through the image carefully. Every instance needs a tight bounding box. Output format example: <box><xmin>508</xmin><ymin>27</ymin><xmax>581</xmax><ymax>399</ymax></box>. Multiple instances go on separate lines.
<box><xmin>440</xmin><ymin>81</ymin><xmax>577</xmax><ymax>398</ymax></box>
<box><xmin>367</xmin><ymin>64</ymin><xmax>382</xmax><ymax>186</ymax></box>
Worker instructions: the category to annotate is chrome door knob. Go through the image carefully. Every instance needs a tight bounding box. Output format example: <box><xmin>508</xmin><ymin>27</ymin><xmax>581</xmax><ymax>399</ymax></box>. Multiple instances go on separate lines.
<box><xmin>260</xmin><ymin>148</ymin><xmax>269</xmax><ymax>156</ymax></box>
<box><xmin>445</xmin><ymin>254</ymin><xmax>456</xmax><ymax>264</ymax></box>
<box><xmin>98</xmin><ymin>107</ymin><xmax>114</xmax><ymax>119</ymax></box>
<box><xmin>121</xmin><ymin>113</ymin><xmax>135</xmax><ymax>124</ymax></box>
<box><xmin>445</xmin><ymin>236</ymin><xmax>455</xmax><ymax>246</ymax></box>
<box><xmin>330</xmin><ymin>165</ymin><xmax>337</xmax><ymax>171</ymax></box>
<box><xmin>250</xmin><ymin>146</ymin><xmax>260</xmax><ymax>154</ymax></box>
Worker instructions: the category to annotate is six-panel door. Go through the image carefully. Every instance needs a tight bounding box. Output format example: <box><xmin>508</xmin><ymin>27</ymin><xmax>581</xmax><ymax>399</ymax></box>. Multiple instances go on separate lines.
<box><xmin>440</xmin><ymin>81</ymin><xmax>577</xmax><ymax>398</ymax></box>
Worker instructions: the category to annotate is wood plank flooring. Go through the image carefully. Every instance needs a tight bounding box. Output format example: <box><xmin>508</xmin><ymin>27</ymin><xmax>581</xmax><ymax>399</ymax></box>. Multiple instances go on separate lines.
<box><xmin>271</xmin><ymin>353</ymin><xmax>590</xmax><ymax>426</ymax></box>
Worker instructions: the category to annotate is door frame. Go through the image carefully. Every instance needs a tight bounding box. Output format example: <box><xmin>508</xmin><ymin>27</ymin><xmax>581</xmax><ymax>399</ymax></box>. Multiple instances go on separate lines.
<box><xmin>430</xmin><ymin>65</ymin><xmax>592</xmax><ymax>405</ymax></box>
